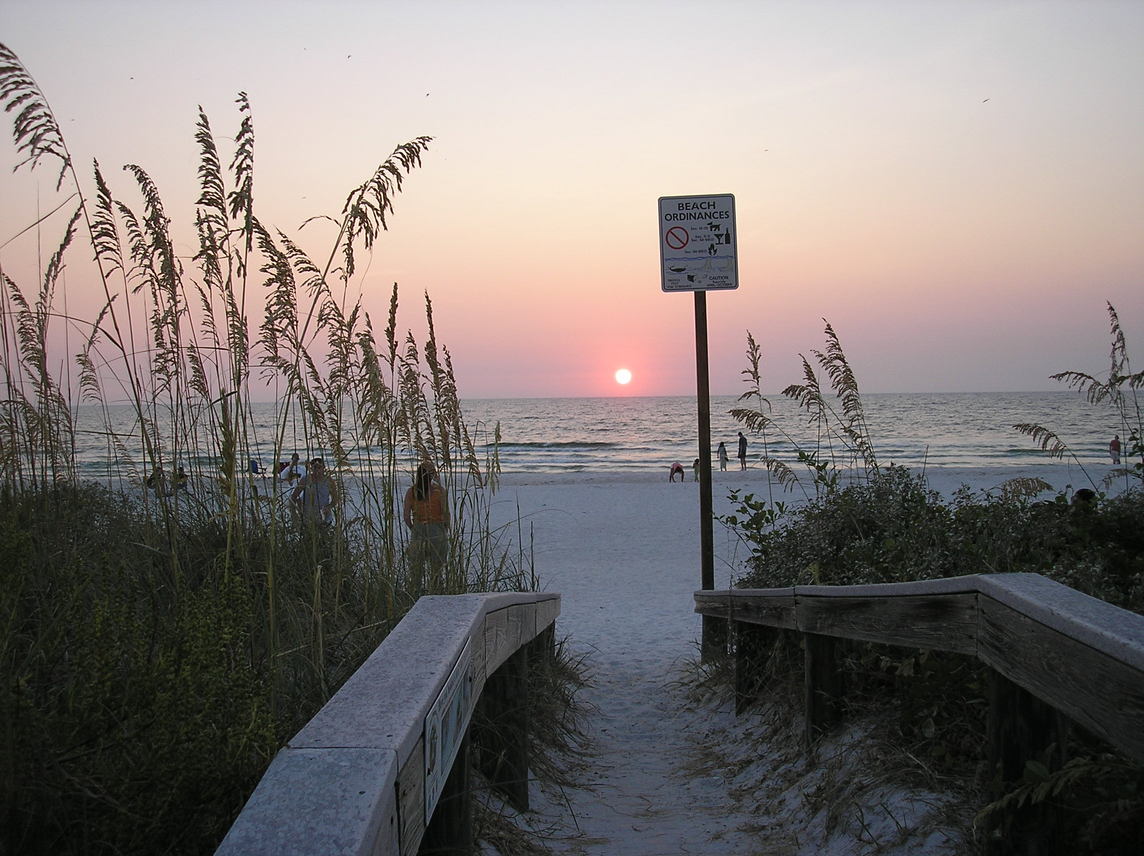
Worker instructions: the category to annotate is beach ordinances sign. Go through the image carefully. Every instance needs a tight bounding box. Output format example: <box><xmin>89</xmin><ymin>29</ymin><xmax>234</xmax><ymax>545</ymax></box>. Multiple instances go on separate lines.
<box><xmin>658</xmin><ymin>193</ymin><xmax>739</xmax><ymax>292</ymax></box>
<box><xmin>424</xmin><ymin>639</ymin><xmax>474</xmax><ymax>821</ymax></box>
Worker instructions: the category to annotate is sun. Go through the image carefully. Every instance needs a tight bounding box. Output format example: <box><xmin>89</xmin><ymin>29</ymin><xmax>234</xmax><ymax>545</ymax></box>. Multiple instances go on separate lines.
<box><xmin>614</xmin><ymin>368</ymin><xmax>633</xmax><ymax>385</ymax></box>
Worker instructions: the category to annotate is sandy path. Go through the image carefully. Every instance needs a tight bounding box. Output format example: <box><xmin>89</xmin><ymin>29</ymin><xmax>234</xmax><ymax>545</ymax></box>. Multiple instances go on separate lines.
<box><xmin>490</xmin><ymin>477</ymin><xmax>754</xmax><ymax>854</ymax></box>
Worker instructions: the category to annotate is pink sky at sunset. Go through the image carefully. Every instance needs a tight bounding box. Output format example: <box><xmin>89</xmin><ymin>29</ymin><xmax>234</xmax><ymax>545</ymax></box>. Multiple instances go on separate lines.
<box><xmin>1</xmin><ymin>1</ymin><xmax>1140</xmax><ymax>400</ymax></box>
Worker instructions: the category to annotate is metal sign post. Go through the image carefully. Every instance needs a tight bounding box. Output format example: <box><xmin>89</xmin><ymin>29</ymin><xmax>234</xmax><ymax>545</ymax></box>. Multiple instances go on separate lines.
<box><xmin>658</xmin><ymin>194</ymin><xmax>737</xmax><ymax>659</ymax></box>
<box><xmin>693</xmin><ymin>291</ymin><xmax>714</xmax><ymax>590</ymax></box>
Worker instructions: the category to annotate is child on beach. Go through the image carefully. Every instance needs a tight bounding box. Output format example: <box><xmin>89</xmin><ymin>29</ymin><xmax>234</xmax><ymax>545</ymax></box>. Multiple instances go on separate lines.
<box><xmin>717</xmin><ymin>441</ymin><xmax>728</xmax><ymax>471</ymax></box>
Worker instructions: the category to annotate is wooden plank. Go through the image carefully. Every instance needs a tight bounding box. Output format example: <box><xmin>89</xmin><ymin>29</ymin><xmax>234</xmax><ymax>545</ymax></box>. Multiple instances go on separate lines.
<box><xmin>985</xmin><ymin>672</ymin><xmax>1068</xmax><ymax>855</ymax></box>
<box><xmin>987</xmin><ymin>670</ymin><xmax>1068</xmax><ymax>783</ymax></box>
<box><xmin>804</xmin><ymin>633</ymin><xmax>843</xmax><ymax>743</ymax></box>
<box><xmin>978</xmin><ymin>573</ymin><xmax>1144</xmax><ymax>671</ymax></box>
<box><xmin>734</xmin><ymin>622</ymin><xmax>774</xmax><ymax>714</ymax></box>
<box><xmin>694</xmin><ymin>590</ymin><xmax>797</xmax><ymax>630</ymax></box>
<box><xmin>702</xmin><ymin>614</ymin><xmax>728</xmax><ymax>661</ymax></box>
<box><xmin>470</xmin><ymin>626</ymin><xmax>488</xmax><ymax>699</ymax></box>
<box><xmin>534</xmin><ymin>595</ymin><xmax>560</xmax><ymax>633</ymax></box>
<box><xmin>474</xmin><ymin>646</ymin><xmax>530</xmax><ymax>812</ymax></box>
<box><xmin>797</xmin><ymin>593</ymin><xmax>978</xmax><ymax>655</ymax></box>
<box><xmin>797</xmin><ymin>574</ymin><xmax>984</xmax><ymax>599</ymax></box>
<box><xmin>505</xmin><ymin>604</ymin><xmax>528</xmax><ymax>652</ymax></box>
<box><xmin>396</xmin><ymin>737</ymin><xmax>426</xmax><ymax>856</ymax></box>
<box><xmin>529</xmin><ymin>623</ymin><xmax>556</xmax><ymax>671</ymax></box>
<box><xmin>484</xmin><ymin>607</ymin><xmax>509</xmax><ymax>676</ymax></box>
<box><xmin>485</xmin><ymin>606</ymin><xmax>526</xmax><ymax>674</ymax></box>
<box><xmin>214</xmin><ymin>747</ymin><xmax>399</xmax><ymax>856</ymax></box>
<box><xmin>979</xmin><ymin>596</ymin><xmax>1144</xmax><ymax>764</ymax></box>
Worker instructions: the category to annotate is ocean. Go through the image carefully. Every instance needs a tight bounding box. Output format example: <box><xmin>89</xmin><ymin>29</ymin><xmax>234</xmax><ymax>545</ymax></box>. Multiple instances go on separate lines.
<box><xmin>461</xmin><ymin>391</ymin><xmax>1126</xmax><ymax>474</ymax></box>
<box><xmin>72</xmin><ymin>392</ymin><xmax>1130</xmax><ymax>480</ymax></box>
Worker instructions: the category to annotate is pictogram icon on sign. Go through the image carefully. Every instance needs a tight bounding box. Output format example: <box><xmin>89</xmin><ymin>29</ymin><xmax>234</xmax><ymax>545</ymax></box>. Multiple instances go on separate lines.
<box><xmin>665</xmin><ymin>226</ymin><xmax>689</xmax><ymax>250</ymax></box>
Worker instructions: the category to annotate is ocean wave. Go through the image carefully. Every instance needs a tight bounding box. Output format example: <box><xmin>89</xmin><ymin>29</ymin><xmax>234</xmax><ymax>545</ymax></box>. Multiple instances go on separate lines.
<box><xmin>487</xmin><ymin>441</ymin><xmax>620</xmax><ymax>450</ymax></box>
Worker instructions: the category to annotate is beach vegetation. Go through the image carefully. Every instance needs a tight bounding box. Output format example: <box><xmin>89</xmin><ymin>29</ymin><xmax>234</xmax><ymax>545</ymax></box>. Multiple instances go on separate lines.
<box><xmin>729</xmin><ymin>323</ymin><xmax>878</xmax><ymax>504</ymax></box>
<box><xmin>1013</xmin><ymin>301</ymin><xmax>1143</xmax><ymax>494</ymax></box>
<box><xmin>0</xmin><ymin>43</ymin><xmax>568</xmax><ymax>855</ymax></box>
<box><xmin>724</xmin><ymin>315</ymin><xmax>1143</xmax><ymax>608</ymax></box>
<box><xmin>722</xmin><ymin>314</ymin><xmax>1144</xmax><ymax>854</ymax></box>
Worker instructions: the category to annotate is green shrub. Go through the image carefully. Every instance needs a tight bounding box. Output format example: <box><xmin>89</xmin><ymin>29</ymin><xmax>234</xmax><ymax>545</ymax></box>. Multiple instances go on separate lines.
<box><xmin>0</xmin><ymin>485</ymin><xmax>277</xmax><ymax>853</ymax></box>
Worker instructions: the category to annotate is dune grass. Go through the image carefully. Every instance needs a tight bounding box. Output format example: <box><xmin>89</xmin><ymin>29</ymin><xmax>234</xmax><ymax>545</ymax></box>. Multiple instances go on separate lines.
<box><xmin>0</xmin><ymin>42</ymin><xmax>543</xmax><ymax>854</ymax></box>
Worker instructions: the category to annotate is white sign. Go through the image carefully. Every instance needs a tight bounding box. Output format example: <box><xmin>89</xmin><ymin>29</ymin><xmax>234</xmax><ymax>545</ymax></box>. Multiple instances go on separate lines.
<box><xmin>424</xmin><ymin>639</ymin><xmax>474</xmax><ymax>820</ymax></box>
<box><xmin>658</xmin><ymin>193</ymin><xmax>739</xmax><ymax>292</ymax></box>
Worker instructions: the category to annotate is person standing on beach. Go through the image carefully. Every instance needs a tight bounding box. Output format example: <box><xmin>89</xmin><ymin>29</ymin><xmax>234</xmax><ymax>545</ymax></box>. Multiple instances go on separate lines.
<box><xmin>279</xmin><ymin>452</ymin><xmax>305</xmax><ymax>484</ymax></box>
<box><xmin>717</xmin><ymin>441</ymin><xmax>728</xmax><ymax>472</ymax></box>
<box><xmin>1110</xmin><ymin>434</ymin><xmax>1121</xmax><ymax>464</ymax></box>
<box><xmin>403</xmin><ymin>461</ymin><xmax>450</xmax><ymax>580</ymax></box>
<box><xmin>737</xmin><ymin>431</ymin><xmax>748</xmax><ymax>470</ymax></box>
<box><xmin>291</xmin><ymin>457</ymin><xmax>335</xmax><ymax>528</ymax></box>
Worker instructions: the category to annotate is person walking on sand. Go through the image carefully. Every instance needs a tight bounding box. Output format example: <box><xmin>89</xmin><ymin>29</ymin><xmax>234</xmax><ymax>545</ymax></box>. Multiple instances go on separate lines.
<box><xmin>669</xmin><ymin>462</ymin><xmax>686</xmax><ymax>482</ymax></box>
<box><xmin>1110</xmin><ymin>434</ymin><xmax>1121</xmax><ymax>464</ymax></box>
<box><xmin>737</xmin><ymin>431</ymin><xmax>748</xmax><ymax>470</ymax></box>
<box><xmin>717</xmin><ymin>441</ymin><xmax>728</xmax><ymax>472</ymax></box>
<box><xmin>291</xmin><ymin>457</ymin><xmax>336</xmax><ymax>528</ymax></box>
<box><xmin>404</xmin><ymin>461</ymin><xmax>450</xmax><ymax>577</ymax></box>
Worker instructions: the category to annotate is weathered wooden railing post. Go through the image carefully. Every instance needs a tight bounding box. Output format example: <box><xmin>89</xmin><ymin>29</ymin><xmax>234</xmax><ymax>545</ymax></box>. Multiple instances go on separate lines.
<box><xmin>803</xmin><ymin>632</ymin><xmax>844</xmax><ymax>743</ymax></box>
<box><xmin>734</xmin><ymin>622</ymin><xmax>772</xmax><ymax>715</ymax></box>
<box><xmin>473</xmin><ymin>644</ymin><xmax>530</xmax><ymax>812</ymax></box>
<box><xmin>985</xmin><ymin>672</ymin><xmax>1068</xmax><ymax>856</ymax></box>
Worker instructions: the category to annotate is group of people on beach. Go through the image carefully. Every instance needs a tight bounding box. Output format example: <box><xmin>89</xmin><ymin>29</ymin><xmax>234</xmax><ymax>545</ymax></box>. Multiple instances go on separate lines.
<box><xmin>145</xmin><ymin>465</ymin><xmax>188</xmax><ymax>495</ymax></box>
<box><xmin>670</xmin><ymin>431</ymin><xmax>750</xmax><ymax>481</ymax></box>
<box><xmin>273</xmin><ymin>452</ymin><xmax>449</xmax><ymax>574</ymax></box>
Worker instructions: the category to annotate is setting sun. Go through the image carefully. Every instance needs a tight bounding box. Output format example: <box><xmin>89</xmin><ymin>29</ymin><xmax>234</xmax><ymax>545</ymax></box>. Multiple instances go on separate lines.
<box><xmin>614</xmin><ymin>368</ymin><xmax>633</xmax><ymax>385</ymax></box>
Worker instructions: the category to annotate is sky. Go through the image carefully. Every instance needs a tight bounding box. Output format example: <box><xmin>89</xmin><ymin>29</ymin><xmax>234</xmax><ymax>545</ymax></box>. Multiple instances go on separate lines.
<box><xmin>0</xmin><ymin>0</ymin><xmax>1141</xmax><ymax>399</ymax></box>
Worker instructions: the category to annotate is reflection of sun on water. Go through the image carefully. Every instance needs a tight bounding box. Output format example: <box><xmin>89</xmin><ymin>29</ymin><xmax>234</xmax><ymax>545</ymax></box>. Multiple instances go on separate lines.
<box><xmin>614</xmin><ymin>368</ymin><xmax>632</xmax><ymax>385</ymax></box>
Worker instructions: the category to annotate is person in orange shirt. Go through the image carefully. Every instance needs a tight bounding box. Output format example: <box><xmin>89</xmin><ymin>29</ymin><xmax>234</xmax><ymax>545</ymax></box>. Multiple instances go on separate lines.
<box><xmin>403</xmin><ymin>460</ymin><xmax>450</xmax><ymax>581</ymax></box>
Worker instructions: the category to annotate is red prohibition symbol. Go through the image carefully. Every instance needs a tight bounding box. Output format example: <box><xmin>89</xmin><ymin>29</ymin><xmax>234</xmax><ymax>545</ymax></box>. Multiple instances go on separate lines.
<box><xmin>665</xmin><ymin>226</ymin><xmax>689</xmax><ymax>250</ymax></box>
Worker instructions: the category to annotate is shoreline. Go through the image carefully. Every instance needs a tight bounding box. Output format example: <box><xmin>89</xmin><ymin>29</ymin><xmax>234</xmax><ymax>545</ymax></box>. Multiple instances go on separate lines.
<box><xmin>490</xmin><ymin>460</ymin><xmax>1128</xmax><ymax>498</ymax></box>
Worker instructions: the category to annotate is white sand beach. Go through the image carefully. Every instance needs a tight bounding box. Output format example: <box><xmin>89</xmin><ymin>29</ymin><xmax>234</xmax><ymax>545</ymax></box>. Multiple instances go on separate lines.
<box><xmin>481</xmin><ymin>462</ymin><xmax>1124</xmax><ymax>855</ymax></box>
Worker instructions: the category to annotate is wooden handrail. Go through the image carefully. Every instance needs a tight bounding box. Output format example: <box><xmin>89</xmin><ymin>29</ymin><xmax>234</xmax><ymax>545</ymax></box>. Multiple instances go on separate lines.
<box><xmin>694</xmin><ymin>573</ymin><xmax>1144</xmax><ymax>764</ymax></box>
<box><xmin>215</xmin><ymin>591</ymin><xmax>560</xmax><ymax>856</ymax></box>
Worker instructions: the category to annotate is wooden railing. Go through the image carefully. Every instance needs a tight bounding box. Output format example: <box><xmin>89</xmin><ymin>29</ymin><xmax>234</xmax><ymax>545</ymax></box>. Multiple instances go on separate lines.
<box><xmin>696</xmin><ymin>574</ymin><xmax>1144</xmax><ymax>852</ymax></box>
<box><xmin>695</xmin><ymin>573</ymin><xmax>1144</xmax><ymax>763</ymax></box>
<box><xmin>215</xmin><ymin>591</ymin><xmax>560</xmax><ymax>856</ymax></box>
